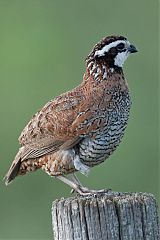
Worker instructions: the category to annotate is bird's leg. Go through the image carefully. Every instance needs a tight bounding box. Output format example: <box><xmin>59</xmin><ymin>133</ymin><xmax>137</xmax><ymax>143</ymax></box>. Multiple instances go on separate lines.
<box><xmin>70</xmin><ymin>173</ymin><xmax>83</xmax><ymax>193</ymax></box>
<box><xmin>70</xmin><ymin>173</ymin><xmax>111</xmax><ymax>194</ymax></box>
<box><xmin>56</xmin><ymin>175</ymin><xmax>86</xmax><ymax>195</ymax></box>
<box><xmin>70</xmin><ymin>173</ymin><xmax>98</xmax><ymax>194</ymax></box>
<box><xmin>70</xmin><ymin>173</ymin><xmax>81</xmax><ymax>185</ymax></box>
<box><xmin>57</xmin><ymin>175</ymin><xmax>111</xmax><ymax>196</ymax></box>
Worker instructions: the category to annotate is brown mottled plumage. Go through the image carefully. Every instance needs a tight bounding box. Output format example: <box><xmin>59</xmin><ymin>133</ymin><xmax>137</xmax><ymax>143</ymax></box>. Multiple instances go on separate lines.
<box><xmin>4</xmin><ymin>35</ymin><xmax>137</xmax><ymax>195</ymax></box>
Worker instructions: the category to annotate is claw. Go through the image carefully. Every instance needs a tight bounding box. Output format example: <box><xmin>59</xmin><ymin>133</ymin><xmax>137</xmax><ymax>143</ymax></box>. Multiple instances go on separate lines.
<box><xmin>70</xmin><ymin>188</ymin><xmax>75</xmax><ymax>194</ymax></box>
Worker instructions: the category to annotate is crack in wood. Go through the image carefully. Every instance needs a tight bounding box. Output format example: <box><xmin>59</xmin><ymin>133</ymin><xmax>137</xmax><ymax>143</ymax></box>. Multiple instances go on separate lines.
<box><xmin>52</xmin><ymin>192</ymin><xmax>160</xmax><ymax>240</ymax></box>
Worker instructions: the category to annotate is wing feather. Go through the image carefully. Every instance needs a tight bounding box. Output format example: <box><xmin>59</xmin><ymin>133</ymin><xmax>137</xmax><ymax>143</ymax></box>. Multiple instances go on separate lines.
<box><xmin>18</xmin><ymin>78</ymin><xmax>106</xmax><ymax>160</ymax></box>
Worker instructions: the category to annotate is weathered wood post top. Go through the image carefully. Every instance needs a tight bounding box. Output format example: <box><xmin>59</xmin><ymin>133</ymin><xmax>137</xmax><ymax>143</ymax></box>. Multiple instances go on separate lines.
<box><xmin>52</xmin><ymin>191</ymin><xmax>160</xmax><ymax>240</ymax></box>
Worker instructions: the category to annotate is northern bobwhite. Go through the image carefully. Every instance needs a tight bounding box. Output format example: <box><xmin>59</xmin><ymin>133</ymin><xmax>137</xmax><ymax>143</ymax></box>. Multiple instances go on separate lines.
<box><xmin>4</xmin><ymin>35</ymin><xmax>138</xmax><ymax>195</ymax></box>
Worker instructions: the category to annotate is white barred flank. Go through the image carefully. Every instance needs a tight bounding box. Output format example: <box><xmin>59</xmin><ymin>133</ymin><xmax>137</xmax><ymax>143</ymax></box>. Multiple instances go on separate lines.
<box><xmin>77</xmin><ymin>90</ymin><xmax>131</xmax><ymax>166</ymax></box>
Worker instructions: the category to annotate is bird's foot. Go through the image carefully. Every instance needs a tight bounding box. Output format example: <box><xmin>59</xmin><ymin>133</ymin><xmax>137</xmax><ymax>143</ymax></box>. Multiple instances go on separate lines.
<box><xmin>72</xmin><ymin>186</ymin><xmax>112</xmax><ymax>196</ymax></box>
<box><xmin>57</xmin><ymin>174</ymin><xmax>111</xmax><ymax>196</ymax></box>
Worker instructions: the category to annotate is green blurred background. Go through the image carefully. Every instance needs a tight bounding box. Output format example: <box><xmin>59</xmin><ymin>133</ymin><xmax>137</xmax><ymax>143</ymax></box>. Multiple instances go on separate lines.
<box><xmin>0</xmin><ymin>0</ymin><xmax>158</xmax><ymax>239</ymax></box>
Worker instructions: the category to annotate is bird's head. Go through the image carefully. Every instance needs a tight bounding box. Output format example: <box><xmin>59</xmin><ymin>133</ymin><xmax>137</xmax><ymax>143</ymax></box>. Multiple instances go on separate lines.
<box><xmin>86</xmin><ymin>35</ymin><xmax>138</xmax><ymax>68</ymax></box>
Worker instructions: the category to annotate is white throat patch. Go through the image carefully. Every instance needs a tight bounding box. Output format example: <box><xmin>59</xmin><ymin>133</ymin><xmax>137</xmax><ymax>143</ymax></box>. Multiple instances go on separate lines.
<box><xmin>114</xmin><ymin>51</ymin><xmax>130</xmax><ymax>67</ymax></box>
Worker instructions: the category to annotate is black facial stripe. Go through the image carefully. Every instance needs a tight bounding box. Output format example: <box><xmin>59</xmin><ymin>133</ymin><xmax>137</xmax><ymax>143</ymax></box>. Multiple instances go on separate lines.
<box><xmin>117</xmin><ymin>42</ymin><xmax>125</xmax><ymax>49</ymax></box>
<box><xmin>118</xmin><ymin>48</ymin><xmax>127</xmax><ymax>53</ymax></box>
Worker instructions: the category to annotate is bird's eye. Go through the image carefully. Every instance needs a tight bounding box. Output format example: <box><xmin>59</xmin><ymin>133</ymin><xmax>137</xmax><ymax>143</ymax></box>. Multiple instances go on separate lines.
<box><xmin>117</xmin><ymin>43</ymin><xmax>125</xmax><ymax>50</ymax></box>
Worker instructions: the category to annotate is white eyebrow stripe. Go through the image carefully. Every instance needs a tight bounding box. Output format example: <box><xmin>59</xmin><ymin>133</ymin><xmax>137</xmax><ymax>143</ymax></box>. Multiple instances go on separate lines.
<box><xmin>94</xmin><ymin>40</ymin><xmax>130</xmax><ymax>57</ymax></box>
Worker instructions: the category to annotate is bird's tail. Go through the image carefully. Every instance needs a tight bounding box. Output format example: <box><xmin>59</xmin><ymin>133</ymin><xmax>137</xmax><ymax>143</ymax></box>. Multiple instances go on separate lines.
<box><xmin>4</xmin><ymin>151</ymin><xmax>22</xmax><ymax>186</ymax></box>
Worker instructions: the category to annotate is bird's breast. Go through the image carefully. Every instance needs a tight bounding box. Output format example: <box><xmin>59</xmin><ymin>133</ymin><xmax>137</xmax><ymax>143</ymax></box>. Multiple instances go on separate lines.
<box><xmin>77</xmin><ymin>91</ymin><xmax>131</xmax><ymax>166</ymax></box>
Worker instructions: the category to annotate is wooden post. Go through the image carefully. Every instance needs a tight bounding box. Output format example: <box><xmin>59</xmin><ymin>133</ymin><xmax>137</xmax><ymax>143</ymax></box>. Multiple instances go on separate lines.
<box><xmin>52</xmin><ymin>192</ymin><xmax>160</xmax><ymax>240</ymax></box>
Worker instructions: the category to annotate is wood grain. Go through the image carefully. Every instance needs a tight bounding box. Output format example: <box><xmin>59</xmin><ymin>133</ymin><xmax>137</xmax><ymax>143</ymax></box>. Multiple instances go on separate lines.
<box><xmin>52</xmin><ymin>192</ymin><xmax>160</xmax><ymax>240</ymax></box>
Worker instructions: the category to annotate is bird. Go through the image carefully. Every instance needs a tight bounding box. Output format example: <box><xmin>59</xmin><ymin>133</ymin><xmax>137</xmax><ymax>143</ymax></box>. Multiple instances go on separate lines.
<box><xmin>4</xmin><ymin>35</ymin><xmax>138</xmax><ymax>195</ymax></box>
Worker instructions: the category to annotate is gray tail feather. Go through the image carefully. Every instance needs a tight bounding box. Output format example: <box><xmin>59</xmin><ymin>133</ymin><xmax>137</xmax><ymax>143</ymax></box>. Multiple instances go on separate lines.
<box><xmin>4</xmin><ymin>152</ymin><xmax>21</xmax><ymax>186</ymax></box>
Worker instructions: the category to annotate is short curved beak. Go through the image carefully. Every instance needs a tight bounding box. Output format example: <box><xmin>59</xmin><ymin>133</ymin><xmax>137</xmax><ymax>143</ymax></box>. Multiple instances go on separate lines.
<box><xmin>128</xmin><ymin>44</ymin><xmax>138</xmax><ymax>53</ymax></box>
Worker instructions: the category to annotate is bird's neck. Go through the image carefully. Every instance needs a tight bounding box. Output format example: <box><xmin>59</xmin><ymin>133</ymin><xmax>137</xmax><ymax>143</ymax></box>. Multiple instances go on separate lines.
<box><xmin>84</xmin><ymin>60</ymin><xmax>123</xmax><ymax>82</ymax></box>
